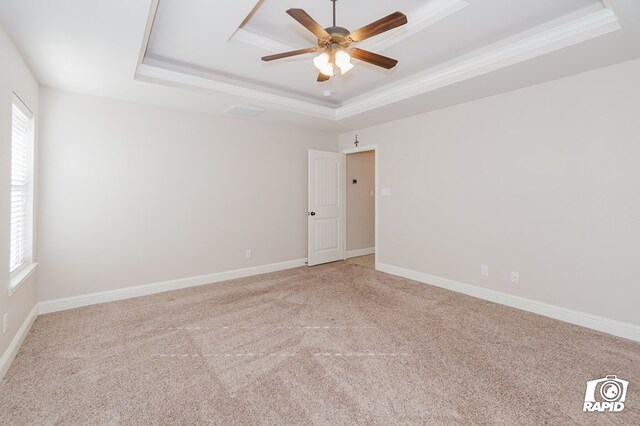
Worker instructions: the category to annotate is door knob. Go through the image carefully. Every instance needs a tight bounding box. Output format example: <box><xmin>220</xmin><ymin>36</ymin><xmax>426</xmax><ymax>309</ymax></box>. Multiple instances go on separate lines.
<box><xmin>309</xmin><ymin>211</ymin><xmax>316</xmax><ymax>216</ymax></box>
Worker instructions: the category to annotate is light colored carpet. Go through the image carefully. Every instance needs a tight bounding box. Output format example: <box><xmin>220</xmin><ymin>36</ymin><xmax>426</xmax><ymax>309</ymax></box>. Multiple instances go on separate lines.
<box><xmin>347</xmin><ymin>254</ymin><xmax>375</xmax><ymax>269</ymax></box>
<box><xmin>1</xmin><ymin>261</ymin><xmax>639</xmax><ymax>424</ymax></box>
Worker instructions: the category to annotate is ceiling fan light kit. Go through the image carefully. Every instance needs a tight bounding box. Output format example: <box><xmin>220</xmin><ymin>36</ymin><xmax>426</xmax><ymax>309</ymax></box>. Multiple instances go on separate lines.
<box><xmin>335</xmin><ymin>50</ymin><xmax>354</xmax><ymax>74</ymax></box>
<box><xmin>261</xmin><ymin>0</ymin><xmax>408</xmax><ymax>83</ymax></box>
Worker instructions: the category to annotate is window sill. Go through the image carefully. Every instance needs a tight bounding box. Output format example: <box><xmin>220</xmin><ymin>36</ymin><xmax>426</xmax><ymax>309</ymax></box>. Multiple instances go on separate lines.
<box><xmin>8</xmin><ymin>263</ymin><xmax>38</xmax><ymax>297</ymax></box>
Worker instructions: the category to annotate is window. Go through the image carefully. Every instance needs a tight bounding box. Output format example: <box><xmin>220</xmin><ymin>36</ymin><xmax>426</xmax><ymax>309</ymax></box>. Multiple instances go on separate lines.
<box><xmin>10</xmin><ymin>94</ymin><xmax>34</xmax><ymax>276</ymax></box>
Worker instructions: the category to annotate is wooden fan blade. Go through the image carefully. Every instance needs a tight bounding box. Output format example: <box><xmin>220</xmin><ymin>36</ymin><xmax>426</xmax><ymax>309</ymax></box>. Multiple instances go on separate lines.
<box><xmin>317</xmin><ymin>72</ymin><xmax>331</xmax><ymax>82</ymax></box>
<box><xmin>287</xmin><ymin>9</ymin><xmax>331</xmax><ymax>39</ymax></box>
<box><xmin>262</xmin><ymin>47</ymin><xmax>318</xmax><ymax>62</ymax></box>
<box><xmin>350</xmin><ymin>48</ymin><xmax>398</xmax><ymax>69</ymax></box>
<box><xmin>348</xmin><ymin>11</ymin><xmax>408</xmax><ymax>42</ymax></box>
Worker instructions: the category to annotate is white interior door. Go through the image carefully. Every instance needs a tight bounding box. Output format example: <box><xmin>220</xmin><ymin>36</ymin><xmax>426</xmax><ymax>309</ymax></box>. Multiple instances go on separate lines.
<box><xmin>308</xmin><ymin>150</ymin><xmax>346</xmax><ymax>266</ymax></box>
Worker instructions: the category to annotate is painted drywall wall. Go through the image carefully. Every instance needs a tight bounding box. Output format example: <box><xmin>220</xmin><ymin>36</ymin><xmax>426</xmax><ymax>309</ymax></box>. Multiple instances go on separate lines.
<box><xmin>339</xmin><ymin>58</ymin><xmax>640</xmax><ymax>326</ymax></box>
<box><xmin>0</xmin><ymin>25</ymin><xmax>38</xmax><ymax>361</ymax></box>
<box><xmin>37</xmin><ymin>89</ymin><xmax>338</xmax><ymax>301</ymax></box>
<box><xmin>346</xmin><ymin>151</ymin><xmax>375</xmax><ymax>252</ymax></box>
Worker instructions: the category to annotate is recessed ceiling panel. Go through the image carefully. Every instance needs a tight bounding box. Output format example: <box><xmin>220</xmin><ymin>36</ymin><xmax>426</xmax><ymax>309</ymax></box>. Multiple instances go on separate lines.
<box><xmin>245</xmin><ymin>0</ymin><xmax>423</xmax><ymax>47</ymax></box>
<box><xmin>146</xmin><ymin>0</ymin><xmax>601</xmax><ymax>105</ymax></box>
<box><xmin>2</xmin><ymin>0</ymin><xmax>639</xmax><ymax>132</ymax></box>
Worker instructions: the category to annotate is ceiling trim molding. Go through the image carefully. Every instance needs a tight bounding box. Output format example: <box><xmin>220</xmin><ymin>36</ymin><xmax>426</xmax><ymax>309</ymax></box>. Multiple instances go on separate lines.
<box><xmin>135</xmin><ymin>62</ymin><xmax>337</xmax><ymax>120</ymax></box>
<box><xmin>135</xmin><ymin>0</ymin><xmax>160</xmax><ymax>70</ymax></box>
<box><xmin>335</xmin><ymin>6</ymin><xmax>621</xmax><ymax>120</ymax></box>
<box><xmin>134</xmin><ymin>3</ymin><xmax>621</xmax><ymax>122</ymax></box>
<box><xmin>231</xmin><ymin>0</ymin><xmax>469</xmax><ymax>55</ymax></box>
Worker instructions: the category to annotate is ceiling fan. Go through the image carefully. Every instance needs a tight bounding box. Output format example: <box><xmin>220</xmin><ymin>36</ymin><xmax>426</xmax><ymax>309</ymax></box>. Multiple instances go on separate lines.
<box><xmin>261</xmin><ymin>0</ymin><xmax>408</xmax><ymax>82</ymax></box>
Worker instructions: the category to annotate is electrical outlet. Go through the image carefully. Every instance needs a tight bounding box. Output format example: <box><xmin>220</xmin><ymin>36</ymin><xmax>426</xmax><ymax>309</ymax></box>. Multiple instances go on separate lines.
<box><xmin>245</xmin><ymin>249</ymin><xmax>252</xmax><ymax>259</ymax></box>
<box><xmin>2</xmin><ymin>313</ymin><xmax>8</xmax><ymax>334</ymax></box>
<box><xmin>511</xmin><ymin>271</ymin><xmax>520</xmax><ymax>284</ymax></box>
<box><xmin>481</xmin><ymin>265</ymin><xmax>489</xmax><ymax>277</ymax></box>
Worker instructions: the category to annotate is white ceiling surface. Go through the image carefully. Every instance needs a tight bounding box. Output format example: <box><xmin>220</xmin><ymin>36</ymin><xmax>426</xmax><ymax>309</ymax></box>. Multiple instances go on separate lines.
<box><xmin>0</xmin><ymin>0</ymin><xmax>639</xmax><ymax>133</ymax></box>
<box><xmin>148</xmin><ymin>0</ymin><xmax>602</xmax><ymax>103</ymax></box>
<box><xmin>0</xmin><ymin>0</ymin><xmax>327</xmax><ymax>131</ymax></box>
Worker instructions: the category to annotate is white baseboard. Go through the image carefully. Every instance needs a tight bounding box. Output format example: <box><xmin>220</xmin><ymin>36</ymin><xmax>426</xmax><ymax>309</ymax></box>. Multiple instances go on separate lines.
<box><xmin>39</xmin><ymin>258</ymin><xmax>307</xmax><ymax>314</ymax></box>
<box><xmin>0</xmin><ymin>304</ymin><xmax>38</xmax><ymax>381</ymax></box>
<box><xmin>376</xmin><ymin>263</ymin><xmax>640</xmax><ymax>342</ymax></box>
<box><xmin>347</xmin><ymin>247</ymin><xmax>375</xmax><ymax>258</ymax></box>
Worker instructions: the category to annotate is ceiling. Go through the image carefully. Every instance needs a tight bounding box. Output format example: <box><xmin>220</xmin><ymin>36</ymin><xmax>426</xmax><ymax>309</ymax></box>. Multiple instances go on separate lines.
<box><xmin>147</xmin><ymin>0</ymin><xmax>598</xmax><ymax>103</ymax></box>
<box><xmin>1</xmin><ymin>0</ymin><xmax>639</xmax><ymax>133</ymax></box>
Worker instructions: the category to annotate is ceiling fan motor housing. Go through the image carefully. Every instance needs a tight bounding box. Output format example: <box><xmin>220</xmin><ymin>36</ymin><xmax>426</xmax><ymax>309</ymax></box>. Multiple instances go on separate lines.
<box><xmin>319</xmin><ymin>26</ymin><xmax>352</xmax><ymax>48</ymax></box>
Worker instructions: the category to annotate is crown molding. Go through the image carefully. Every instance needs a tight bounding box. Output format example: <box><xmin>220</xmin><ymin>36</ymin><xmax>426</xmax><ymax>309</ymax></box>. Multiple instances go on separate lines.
<box><xmin>135</xmin><ymin>0</ymin><xmax>160</xmax><ymax>70</ymax></box>
<box><xmin>335</xmin><ymin>6</ymin><xmax>621</xmax><ymax>120</ymax></box>
<box><xmin>135</xmin><ymin>3</ymin><xmax>621</xmax><ymax>122</ymax></box>
<box><xmin>135</xmin><ymin>61</ymin><xmax>337</xmax><ymax>120</ymax></box>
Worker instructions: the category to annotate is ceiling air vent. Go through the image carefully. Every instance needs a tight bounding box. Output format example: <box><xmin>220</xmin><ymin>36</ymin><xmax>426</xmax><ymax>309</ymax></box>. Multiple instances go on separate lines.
<box><xmin>224</xmin><ymin>104</ymin><xmax>266</xmax><ymax>118</ymax></box>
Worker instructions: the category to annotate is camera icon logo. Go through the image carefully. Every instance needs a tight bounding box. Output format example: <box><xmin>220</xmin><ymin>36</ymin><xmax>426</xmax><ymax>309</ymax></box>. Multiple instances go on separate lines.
<box><xmin>583</xmin><ymin>375</ymin><xmax>629</xmax><ymax>412</ymax></box>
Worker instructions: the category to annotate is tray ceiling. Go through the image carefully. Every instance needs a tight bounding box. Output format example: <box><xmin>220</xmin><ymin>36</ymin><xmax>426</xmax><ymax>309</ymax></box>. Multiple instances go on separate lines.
<box><xmin>143</xmin><ymin>0</ymin><xmax>606</xmax><ymax>108</ymax></box>
<box><xmin>1</xmin><ymin>0</ymin><xmax>639</xmax><ymax>131</ymax></box>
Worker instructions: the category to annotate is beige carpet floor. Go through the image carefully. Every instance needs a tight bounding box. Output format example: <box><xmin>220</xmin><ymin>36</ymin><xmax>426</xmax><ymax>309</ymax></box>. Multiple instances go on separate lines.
<box><xmin>1</xmin><ymin>261</ymin><xmax>639</xmax><ymax>424</ymax></box>
<box><xmin>346</xmin><ymin>254</ymin><xmax>375</xmax><ymax>269</ymax></box>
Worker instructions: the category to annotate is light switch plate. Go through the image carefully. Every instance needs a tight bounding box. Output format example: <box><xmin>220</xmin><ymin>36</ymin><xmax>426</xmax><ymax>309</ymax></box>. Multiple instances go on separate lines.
<box><xmin>381</xmin><ymin>188</ymin><xmax>391</xmax><ymax>196</ymax></box>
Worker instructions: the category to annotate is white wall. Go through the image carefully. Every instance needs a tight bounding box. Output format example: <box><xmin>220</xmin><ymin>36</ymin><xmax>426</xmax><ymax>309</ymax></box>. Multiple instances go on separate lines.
<box><xmin>0</xmin><ymin>26</ymin><xmax>38</xmax><ymax>360</ymax></box>
<box><xmin>37</xmin><ymin>89</ymin><xmax>337</xmax><ymax>301</ymax></box>
<box><xmin>339</xmin><ymin>58</ymin><xmax>640</xmax><ymax>327</ymax></box>
<box><xmin>346</xmin><ymin>151</ymin><xmax>375</xmax><ymax>252</ymax></box>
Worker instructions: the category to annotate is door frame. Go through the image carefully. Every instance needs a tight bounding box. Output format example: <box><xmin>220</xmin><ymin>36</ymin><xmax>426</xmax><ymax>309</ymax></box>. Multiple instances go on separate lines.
<box><xmin>341</xmin><ymin>144</ymin><xmax>378</xmax><ymax>269</ymax></box>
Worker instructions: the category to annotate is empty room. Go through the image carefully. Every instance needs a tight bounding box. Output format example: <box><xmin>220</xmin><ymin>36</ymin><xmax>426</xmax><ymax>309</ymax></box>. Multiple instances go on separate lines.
<box><xmin>1</xmin><ymin>0</ymin><xmax>639</xmax><ymax>424</ymax></box>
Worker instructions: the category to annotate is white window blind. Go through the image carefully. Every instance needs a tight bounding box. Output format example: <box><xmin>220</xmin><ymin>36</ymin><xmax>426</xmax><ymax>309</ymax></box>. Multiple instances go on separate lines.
<box><xmin>10</xmin><ymin>96</ymin><xmax>33</xmax><ymax>274</ymax></box>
